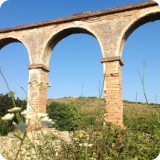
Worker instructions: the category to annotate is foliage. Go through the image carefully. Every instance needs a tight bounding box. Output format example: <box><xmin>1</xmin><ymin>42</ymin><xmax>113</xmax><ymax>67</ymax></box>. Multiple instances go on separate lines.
<box><xmin>0</xmin><ymin>93</ymin><xmax>26</xmax><ymax>117</ymax></box>
<box><xmin>124</xmin><ymin>116</ymin><xmax>160</xmax><ymax>135</ymax></box>
<box><xmin>59</xmin><ymin>124</ymin><xmax>159</xmax><ymax>160</ymax></box>
<box><xmin>47</xmin><ymin>102</ymin><xmax>82</xmax><ymax>131</ymax></box>
<box><xmin>0</xmin><ymin>120</ymin><xmax>14</xmax><ymax>136</ymax></box>
<box><xmin>0</xmin><ymin>97</ymin><xmax>160</xmax><ymax>159</ymax></box>
<box><xmin>0</xmin><ymin>93</ymin><xmax>26</xmax><ymax>136</ymax></box>
<box><xmin>45</xmin><ymin>98</ymin><xmax>160</xmax><ymax>160</ymax></box>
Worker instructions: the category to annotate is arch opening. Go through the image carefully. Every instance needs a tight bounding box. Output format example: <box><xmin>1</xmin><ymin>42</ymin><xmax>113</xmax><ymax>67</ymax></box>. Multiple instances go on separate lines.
<box><xmin>47</xmin><ymin>29</ymin><xmax>103</xmax><ymax>99</ymax></box>
<box><xmin>122</xmin><ymin>18</ymin><xmax>160</xmax><ymax>104</ymax></box>
<box><xmin>0</xmin><ymin>38</ymin><xmax>29</xmax><ymax>99</ymax></box>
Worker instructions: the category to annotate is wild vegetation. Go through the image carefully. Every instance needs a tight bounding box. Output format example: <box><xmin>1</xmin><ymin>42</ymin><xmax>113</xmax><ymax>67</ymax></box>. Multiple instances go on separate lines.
<box><xmin>0</xmin><ymin>95</ymin><xmax>160</xmax><ymax>160</ymax></box>
<box><xmin>0</xmin><ymin>93</ymin><xmax>26</xmax><ymax>136</ymax></box>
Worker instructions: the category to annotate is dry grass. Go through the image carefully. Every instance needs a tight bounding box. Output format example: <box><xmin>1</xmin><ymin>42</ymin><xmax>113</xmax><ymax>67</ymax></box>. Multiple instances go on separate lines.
<box><xmin>48</xmin><ymin>97</ymin><xmax>160</xmax><ymax>118</ymax></box>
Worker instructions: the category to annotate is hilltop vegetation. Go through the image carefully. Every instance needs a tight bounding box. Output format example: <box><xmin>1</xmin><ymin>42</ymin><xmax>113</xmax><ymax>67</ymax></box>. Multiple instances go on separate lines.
<box><xmin>48</xmin><ymin>96</ymin><xmax>160</xmax><ymax>120</ymax></box>
<box><xmin>47</xmin><ymin>97</ymin><xmax>160</xmax><ymax>159</ymax></box>
<box><xmin>0</xmin><ymin>95</ymin><xmax>160</xmax><ymax>159</ymax></box>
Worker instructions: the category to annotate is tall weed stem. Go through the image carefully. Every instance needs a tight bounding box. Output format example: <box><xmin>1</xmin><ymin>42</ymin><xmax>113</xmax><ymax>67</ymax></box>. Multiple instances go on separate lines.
<box><xmin>0</xmin><ymin>68</ymin><xmax>16</xmax><ymax>108</ymax></box>
<box><xmin>139</xmin><ymin>67</ymin><xmax>160</xmax><ymax>125</ymax></box>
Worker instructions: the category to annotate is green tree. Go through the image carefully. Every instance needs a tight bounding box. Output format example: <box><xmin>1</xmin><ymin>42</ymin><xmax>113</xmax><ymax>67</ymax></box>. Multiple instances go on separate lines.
<box><xmin>47</xmin><ymin>102</ymin><xmax>82</xmax><ymax>131</ymax></box>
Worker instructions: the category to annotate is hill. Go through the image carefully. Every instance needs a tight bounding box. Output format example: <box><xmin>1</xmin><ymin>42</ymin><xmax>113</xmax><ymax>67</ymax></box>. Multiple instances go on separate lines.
<box><xmin>48</xmin><ymin>97</ymin><xmax>160</xmax><ymax>118</ymax></box>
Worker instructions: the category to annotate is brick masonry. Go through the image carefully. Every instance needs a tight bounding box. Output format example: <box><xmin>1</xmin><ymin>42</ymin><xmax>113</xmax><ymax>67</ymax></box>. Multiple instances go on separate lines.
<box><xmin>0</xmin><ymin>1</ymin><xmax>159</xmax><ymax>127</ymax></box>
<box><xmin>101</xmin><ymin>57</ymin><xmax>123</xmax><ymax>125</ymax></box>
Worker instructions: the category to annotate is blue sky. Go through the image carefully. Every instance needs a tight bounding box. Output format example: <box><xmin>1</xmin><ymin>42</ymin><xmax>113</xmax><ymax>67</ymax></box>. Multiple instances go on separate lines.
<box><xmin>0</xmin><ymin>0</ymin><xmax>160</xmax><ymax>103</ymax></box>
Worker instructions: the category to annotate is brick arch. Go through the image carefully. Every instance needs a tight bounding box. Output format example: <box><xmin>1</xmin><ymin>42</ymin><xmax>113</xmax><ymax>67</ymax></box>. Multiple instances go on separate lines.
<box><xmin>119</xmin><ymin>10</ymin><xmax>160</xmax><ymax>57</ymax></box>
<box><xmin>0</xmin><ymin>1</ymin><xmax>156</xmax><ymax>128</ymax></box>
<box><xmin>0</xmin><ymin>37</ymin><xmax>31</xmax><ymax>63</ymax></box>
<box><xmin>42</xmin><ymin>27</ymin><xmax>103</xmax><ymax>66</ymax></box>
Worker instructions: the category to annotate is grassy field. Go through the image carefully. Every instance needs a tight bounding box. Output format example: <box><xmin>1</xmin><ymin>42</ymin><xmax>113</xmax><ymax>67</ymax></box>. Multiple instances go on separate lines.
<box><xmin>48</xmin><ymin>96</ymin><xmax>160</xmax><ymax>119</ymax></box>
<box><xmin>1</xmin><ymin>96</ymin><xmax>160</xmax><ymax>159</ymax></box>
<box><xmin>46</xmin><ymin>97</ymin><xmax>160</xmax><ymax>159</ymax></box>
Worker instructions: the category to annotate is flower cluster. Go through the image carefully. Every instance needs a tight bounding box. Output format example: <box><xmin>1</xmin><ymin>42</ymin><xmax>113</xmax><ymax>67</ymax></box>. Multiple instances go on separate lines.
<box><xmin>79</xmin><ymin>143</ymin><xmax>93</xmax><ymax>147</ymax></box>
<box><xmin>1</xmin><ymin>106</ymin><xmax>55</xmax><ymax>132</ymax></box>
<box><xmin>36</xmin><ymin>113</ymin><xmax>55</xmax><ymax>127</ymax></box>
<box><xmin>1</xmin><ymin>113</ymin><xmax>14</xmax><ymax>121</ymax></box>
<box><xmin>8</xmin><ymin>107</ymin><xmax>21</xmax><ymax>113</ymax></box>
<box><xmin>41</xmin><ymin>116</ymin><xmax>55</xmax><ymax>127</ymax></box>
<box><xmin>1</xmin><ymin>107</ymin><xmax>22</xmax><ymax>121</ymax></box>
<box><xmin>21</xmin><ymin>111</ymin><xmax>55</xmax><ymax>128</ymax></box>
<box><xmin>1</xmin><ymin>106</ymin><xmax>27</xmax><ymax>132</ymax></box>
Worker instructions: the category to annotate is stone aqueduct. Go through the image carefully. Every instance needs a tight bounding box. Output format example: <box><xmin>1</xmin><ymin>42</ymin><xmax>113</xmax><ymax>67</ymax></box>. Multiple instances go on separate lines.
<box><xmin>0</xmin><ymin>1</ymin><xmax>160</xmax><ymax>126</ymax></box>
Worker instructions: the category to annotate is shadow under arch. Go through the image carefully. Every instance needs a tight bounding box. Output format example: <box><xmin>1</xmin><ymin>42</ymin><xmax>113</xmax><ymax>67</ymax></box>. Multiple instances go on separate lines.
<box><xmin>119</xmin><ymin>12</ymin><xmax>160</xmax><ymax>57</ymax></box>
<box><xmin>43</xmin><ymin>27</ymin><xmax>103</xmax><ymax>66</ymax></box>
<box><xmin>0</xmin><ymin>38</ymin><xmax>20</xmax><ymax>49</ymax></box>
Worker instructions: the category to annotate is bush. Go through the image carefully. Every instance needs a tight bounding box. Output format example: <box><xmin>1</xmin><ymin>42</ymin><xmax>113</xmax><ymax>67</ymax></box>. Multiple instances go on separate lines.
<box><xmin>47</xmin><ymin>102</ymin><xmax>82</xmax><ymax>131</ymax></box>
<box><xmin>0</xmin><ymin>93</ymin><xmax>26</xmax><ymax>135</ymax></box>
<box><xmin>59</xmin><ymin>124</ymin><xmax>159</xmax><ymax>160</ymax></box>
<box><xmin>0</xmin><ymin>120</ymin><xmax>14</xmax><ymax>136</ymax></box>
<box><xmin>124</xmin><ymin>116</ymin><xmax>160</xmax><ymax>135</ymax></box>
<box><xmin>0</xmin><ymin>93</ymin><xmax>26</xmax><ymax>117</ymax></box>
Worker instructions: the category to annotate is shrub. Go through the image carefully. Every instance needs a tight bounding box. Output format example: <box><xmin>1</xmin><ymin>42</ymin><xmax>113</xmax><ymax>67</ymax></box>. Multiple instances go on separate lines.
<box><xmin>47</xmin><ymin>102</ymin><xmax>82</xmax><ymax>131</ymax></box>
<box><xmin>0</xmin><ymin>120</ymin><xmax>14</xmax><ymax>136</ymax></box>
<box><xmin>59</xmin><ymin>124</ymin><xmax>159</xmax><ymax>160</ymax></box>
<box><xmin>0</xmin><ymin>93</ymin><xmax>26</xmax><ymax>117</ymax></box>
<box><xmin>0</xmin><ymin>93</ymin><xmax>26</xmax><ymax>135</ymax></box>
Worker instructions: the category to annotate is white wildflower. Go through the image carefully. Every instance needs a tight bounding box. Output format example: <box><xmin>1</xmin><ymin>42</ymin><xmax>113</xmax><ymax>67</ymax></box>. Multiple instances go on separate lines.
<box><xmin>89</xmin><ymin>158</ymin><xmax>96</xmax><ymax>160</ymax></box>
<box><xmin>41</xmin><ymin>116</ymin><xmax>55</xmax><ymax>127</ymax></box>
<box><xmin>12</xmin><ymin>121</ymin><xmax>17</xmax><ymax>125</ymax></box>
<box><xmin>73</xmin><ymin>138</ymin><xmax>79</xmax><ymax>141</ymax></box>
<box><xmin>1</xmin><ymin>113</ymin><xmax>14</xmax><ymax>121</ymax></box>
<box><xmin>79</xmin><ymin>143</ymin><xmax>93</xmax><ymax>147</ymax></box>
<box><xmin>21</xmin><ymin>110</ymin><xmax>28</xmax><ymax>115</ymax></box>
<box><xmin>83</xmin><ymin>143</ymin><xmax>93</xmax><ymax>147</ymax></box>
<box><xmin>55</xmin><ymin>152</ymin><xmax>58</xmax><ymax>157</ymax></box>
<box><xmin>24</xmin><ymin>114</ymin><xmax>33</xmax><ymax>119</ymax></box>
<box><xmin>36</xmin><ymin>113</ymin><xmax>48</xmax><ymax>118</ymax></box>
<box><xmin>8</xmin><ymin>107</ymin><xmax>21</xmax><ymax>113</ymax></box>
<box><xmin>79</xmin><ymin>143</ymin><xmax>83</xmax><ymax>146</ymax></box>
<box><xmin>0</xmin><ymin>154</ymin><xmax>6</xmax><ymax>160</ymax></box>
